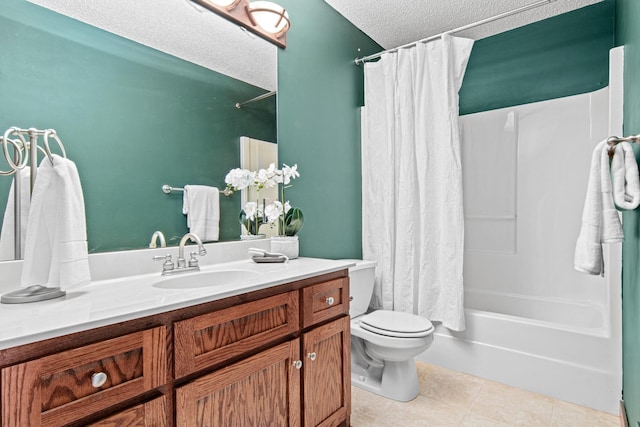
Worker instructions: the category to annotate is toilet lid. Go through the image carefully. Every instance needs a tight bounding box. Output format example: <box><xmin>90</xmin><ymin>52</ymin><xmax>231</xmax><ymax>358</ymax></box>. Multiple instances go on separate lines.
<box><xmin>359</xmin><ymin>310</ymin><xmax>434</xmax><ymax>338</ymax></box>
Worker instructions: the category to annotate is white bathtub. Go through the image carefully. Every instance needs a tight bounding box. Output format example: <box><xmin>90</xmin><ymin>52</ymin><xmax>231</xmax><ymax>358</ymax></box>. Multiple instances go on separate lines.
<box><xmin>418</xmin><ymin>285</ymin><xmax>621</xmax><ymax>414</ymax></box>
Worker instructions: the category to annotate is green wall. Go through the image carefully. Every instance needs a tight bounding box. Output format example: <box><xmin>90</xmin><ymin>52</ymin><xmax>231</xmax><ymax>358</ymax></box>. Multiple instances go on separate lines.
<box><xmin>277</xmin><ymin>0</ymin><xmax>380</xmax><ymax>259</ymax></box>
<box><xmin>278</xmin><ymin>0</ymin><xmax>614</xmax><ymax>260</ymax></box>
<box><xmin>616</xmin><ymin>1</ymin><xmax>640</xmax><ymax>425</ymax></box>
<box><xmin>0</xmin><ymin>0</ymin><xmax>276</xmax><ymax>253</ymax></box>
<box><xmin>460</xmin><ymin>0</ymin><xmax>615</xmax><ymax>114</ymax></box>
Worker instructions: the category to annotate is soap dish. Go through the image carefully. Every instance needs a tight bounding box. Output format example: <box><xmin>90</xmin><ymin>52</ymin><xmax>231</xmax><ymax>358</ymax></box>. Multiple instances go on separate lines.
<box><xmin>252</xmin><ymin>255</ymin><xmax>287</xmax><ymax>263</ymax></box>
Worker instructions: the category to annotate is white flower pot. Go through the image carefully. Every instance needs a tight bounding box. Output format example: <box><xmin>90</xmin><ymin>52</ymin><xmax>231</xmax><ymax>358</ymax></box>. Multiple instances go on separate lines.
<box><xmin>270</xmin><ymin>236</ymin><xmax>299</xmax><ymax>259</ymax></box>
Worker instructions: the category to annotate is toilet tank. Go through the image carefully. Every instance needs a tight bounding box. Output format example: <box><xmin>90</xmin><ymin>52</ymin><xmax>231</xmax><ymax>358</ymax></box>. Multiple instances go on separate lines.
<box><xmin>345</xmin><ymin>259</ymin><xmax>377</xmax><ymax>317</ymax></box>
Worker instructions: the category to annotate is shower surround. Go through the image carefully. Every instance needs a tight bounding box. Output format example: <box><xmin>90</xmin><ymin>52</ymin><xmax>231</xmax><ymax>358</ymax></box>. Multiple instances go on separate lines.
<box><xmin>419</xmin><ymin>48</ymin><xmax>624</xmax><ymax>415</ymax></box>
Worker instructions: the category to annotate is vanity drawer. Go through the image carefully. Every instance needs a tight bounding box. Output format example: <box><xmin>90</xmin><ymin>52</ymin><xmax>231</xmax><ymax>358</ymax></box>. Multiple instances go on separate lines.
<box><xmin>1</xmin><ymin>326</ymin><xmax>167</xmax><ymax>427</ymax></box>
<box><xmin>174</xmin><ymin>291</ymin><xmax>299</xmax><ymax>378</ymax></box>
<box><xmin>301</xmin><ymin>277</ymin><xmax>349</xmax><ymax>328</ymax></box>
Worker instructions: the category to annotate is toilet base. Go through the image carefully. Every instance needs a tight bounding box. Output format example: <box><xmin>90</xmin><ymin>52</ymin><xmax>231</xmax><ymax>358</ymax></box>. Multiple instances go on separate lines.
<box><xmin>351</xmin><ymin>357</ymin><xmax>420</xmax><ymax>402</ymax></box>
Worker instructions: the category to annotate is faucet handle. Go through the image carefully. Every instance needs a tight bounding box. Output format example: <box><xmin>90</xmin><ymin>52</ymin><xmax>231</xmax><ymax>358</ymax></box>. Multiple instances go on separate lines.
<box><xmin>188</xmin><ymin>252</ymin><xmax>201</xmax><ymax>268</ymax></box>
<box><xmin>153</xmin><ymin>254</ymin><xmax>174</xmax><ymax>272</ymax></box>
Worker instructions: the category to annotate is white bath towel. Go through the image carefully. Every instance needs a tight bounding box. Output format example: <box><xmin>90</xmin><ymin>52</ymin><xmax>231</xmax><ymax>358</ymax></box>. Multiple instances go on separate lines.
<box><xmin>0</xmin><ymin>167</ymin><xmax>31</xmax><ymax>260</ymax></box>
<box><xmin>182</xmin><ymin>185</ymin><xmax>219</xmax><ymax>242</ymax></box>
<box><xmin>610</xmin><ymin>141</ymin><xmax>640</xmax><ymax>210</ymax></box>
<box><xmin>21</xmin><ymin>155</ymin><xmax>91</xmax><ymax>290</ymax></box>
<box><xmin>574</xmin><ymin>140</ymin><xmax>624</xmax><ymax>275</ymax></box>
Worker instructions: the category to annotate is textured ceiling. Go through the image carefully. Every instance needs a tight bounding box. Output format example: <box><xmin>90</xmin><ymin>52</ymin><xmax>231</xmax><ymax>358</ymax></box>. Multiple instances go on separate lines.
<box><xmin>325</xmin><ymin>0</ymin><xmax>604</xmax><ymax>50</ymax></box>
<box><xmin>26</xmin><ymin>0</ymin><xmax>604</xmax><ymax>91</ymax></box>
<box><xmin>27</xmin><ymin>0</ymin><xmax>278</xmax><ymax>91</ymax></box>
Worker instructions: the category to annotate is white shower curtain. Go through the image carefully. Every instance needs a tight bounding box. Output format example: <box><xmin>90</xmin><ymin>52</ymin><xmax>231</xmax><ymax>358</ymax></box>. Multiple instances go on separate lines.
<box><xmin>361</xmin><ymin>34</ymin><xmax>474</xmax><ymax>331</ymax></box>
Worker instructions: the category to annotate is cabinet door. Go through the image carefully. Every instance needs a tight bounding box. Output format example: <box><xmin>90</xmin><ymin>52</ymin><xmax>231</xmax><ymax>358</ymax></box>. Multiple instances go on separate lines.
<box><xmin>302</xmin><ymin>316</ymin><xmax>351</xmax><ymax>427</ymax></box>
<box><xmin>1</xmin><ymin>326</ymin><xmax>166</xmax><ymax>427</ymax></box>
<box><xmin>176</xmin><ymin>339</ymin><xmax>301</xmax><ymax>427</ymax></box>
<box><xmin>86</xmin><ymin>396</ymin><xmax>167</xmax><ymax>427</ymax></box>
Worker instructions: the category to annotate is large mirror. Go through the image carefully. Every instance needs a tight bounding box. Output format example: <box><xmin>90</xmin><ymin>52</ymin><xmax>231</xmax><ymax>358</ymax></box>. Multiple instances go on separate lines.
<box><xmin>0</xmin><ymin>0</ymin><xmax>277</xmax><ymax>261</ymax></box>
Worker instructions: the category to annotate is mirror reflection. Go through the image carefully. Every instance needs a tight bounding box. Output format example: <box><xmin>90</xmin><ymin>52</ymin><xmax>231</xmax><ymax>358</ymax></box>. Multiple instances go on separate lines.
<box><xmin>239</xmin><ymin>136</ymin><xmax>278</xmax><ymax>238</ymax></box>
<box><xmin>0</xmin><ymin>0</ymin><xmax>277</xmax><ymax>261</ymax></box>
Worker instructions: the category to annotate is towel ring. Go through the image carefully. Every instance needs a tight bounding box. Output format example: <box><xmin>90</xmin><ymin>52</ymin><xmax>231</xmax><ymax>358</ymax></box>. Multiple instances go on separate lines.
<box><xmin>43</xmin><ymin>129</ymin><xmax>66</xmax><ymax>163</ymax></box>
<box><xmin>1</xmin><ymin>128</ymin><xmax>28</xmax><ymax>172</ymax></box>
<box><xmin>0</xmin><ymin>137</ymin><xmax>24</xmax><ymax>176</ymax></box>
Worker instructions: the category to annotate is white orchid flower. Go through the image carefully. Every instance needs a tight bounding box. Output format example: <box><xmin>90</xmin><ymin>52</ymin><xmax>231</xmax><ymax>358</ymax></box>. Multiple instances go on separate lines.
<box><xmin>243</xmin><ymin>202</ymin><xmax>258</xmax><ymax>220</ymax></box>
<box><xmin>264</xmin><ymin>201</ymin><xmax>282</xmax><ymax>223</ymax></box>
<box><xmin>225</xmin><ymin>168</ymin><xmax>255</xmax><ymax>190</ymax></box>
<box><xmin>281</xmin><ymin>164</ymin><xmax>300</xmax><ymax>185</ymax></box>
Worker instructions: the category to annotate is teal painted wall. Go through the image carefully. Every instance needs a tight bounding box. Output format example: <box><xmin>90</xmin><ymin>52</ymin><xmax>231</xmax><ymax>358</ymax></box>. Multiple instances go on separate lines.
<box><xmin>0</xmin><ymin>0</ymin><xmax>276</xmax><ymax>253</ymax></box>
<box><xmin>277</xmin><ymin>0</ymin><xmax>380</xmax><ymax>259</ymax></box>
<box><xmin>460</xmin><ymin>0</ymin><xmax>615</xmax><ymax>114</ymax></box>
<box><xmin>278</xmin><ymin>0</ymin><xmax>614</xmax><ymax>260</ymax></box>
<box><xmin>616</xmin><ymin>1</ymin><xmax>640</xmax><ymax>425</ymax></box>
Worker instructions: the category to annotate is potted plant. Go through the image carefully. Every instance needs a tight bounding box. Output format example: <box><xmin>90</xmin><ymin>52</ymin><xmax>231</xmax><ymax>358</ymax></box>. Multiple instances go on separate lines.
<box><xmin>225</xmin><ymin>163</ymin><xmax>304</xmax><ymax>254</ymax></box>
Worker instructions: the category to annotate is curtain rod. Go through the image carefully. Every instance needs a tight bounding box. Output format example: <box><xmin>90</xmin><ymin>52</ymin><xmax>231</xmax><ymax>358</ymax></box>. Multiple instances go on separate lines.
<box><xmin>354</xmin><ymin>0</ymin><xmax>557</xmax><ymax>65</ymax></box>
<box><xmin>235</xmin><ymin>91</ymin><xmax>276</xmax><ymax>109</ymax></box>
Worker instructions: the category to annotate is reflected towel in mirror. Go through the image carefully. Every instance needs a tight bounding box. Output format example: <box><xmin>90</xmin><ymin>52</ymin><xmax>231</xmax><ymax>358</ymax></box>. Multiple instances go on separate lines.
<box><xmin>182</xmin><ymin>185</ymin><xmax>219</xmax><ymax>242</ymax></box>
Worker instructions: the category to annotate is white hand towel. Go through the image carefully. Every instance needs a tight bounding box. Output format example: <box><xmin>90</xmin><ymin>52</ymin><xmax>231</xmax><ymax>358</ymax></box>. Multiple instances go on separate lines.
<box><xmin>575</xmin><ymin>140</ymin><xmax>624</xmax><ymax>276</ymax></box>
<box><xmin>599</xmin><ymin>142</ymin><xmax>624</xmax><ymax>244</ymax></box>
<box><xmin>610</xmin><ymin>141</ymin><xmax>640</xmax><ymax>210</ymax></box>
<box><xmin>21</xmin><ymin>155</ymin><xmax>91</xmax><ymax>290</ymax></box>
<box><xmin>0</xmin><ymin>167</ymin><xmax>31</xmax><ymax>260</ymax></box>
<box><xmin>182</xmin><ymin>185</ymin><xmax>219</xmax><ymax>242</ymax></box>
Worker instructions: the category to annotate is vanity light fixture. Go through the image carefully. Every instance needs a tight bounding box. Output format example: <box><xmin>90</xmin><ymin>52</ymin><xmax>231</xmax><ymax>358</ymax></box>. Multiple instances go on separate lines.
<box><xmin>206</xmin><ymin>0</ymin><xmax>242</xmax><ymax>10</ymax></box>
<box><xmin>246</xmin><ymin>1</ymin><xmax>290</xmax><ymax>37</ymax></box>
<box><xmin>190</xmin><ymin>0</ymin><xmax>289</xmax><ymax>48</ymax></box>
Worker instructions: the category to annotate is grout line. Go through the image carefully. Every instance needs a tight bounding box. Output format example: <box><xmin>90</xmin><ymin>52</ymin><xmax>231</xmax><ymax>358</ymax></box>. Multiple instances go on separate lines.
<box><xmin>549</xmin><ymin>399</ymin><xmax>558</xmax><ymax>427</ymax></box>
<box><xmin>457</xmin><ymin>379</ymin><xmax>486</xmax><ymax>426</ymax></box>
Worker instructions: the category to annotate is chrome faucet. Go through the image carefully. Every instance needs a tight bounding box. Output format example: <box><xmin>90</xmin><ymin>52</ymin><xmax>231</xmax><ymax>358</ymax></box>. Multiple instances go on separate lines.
<box><xmin>153</xmin><ymin>233</ymin><xmax>207</xmax><ymax>275</ymax></box>
<box><xmin>148</xmin><ymin>230</ymin><xmax>166</xmax><ymax>249</ymax></box>
<box><xmin>177</xmin><ymin>232</ymin><xmax>207</xmax><ymax>269</ymax></box>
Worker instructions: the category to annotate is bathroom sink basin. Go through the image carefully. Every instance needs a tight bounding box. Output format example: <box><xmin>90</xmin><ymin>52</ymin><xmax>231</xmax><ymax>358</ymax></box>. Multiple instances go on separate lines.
<box><xmin>152</xmin><ymin>270</ymin><xmax>259</xmax><ymax>289</ymax></box>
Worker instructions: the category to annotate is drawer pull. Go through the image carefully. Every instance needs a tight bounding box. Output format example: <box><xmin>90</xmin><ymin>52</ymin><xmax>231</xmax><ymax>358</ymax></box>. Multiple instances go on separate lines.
<box><xmin>91</xmin><ymin>372</ymin><xmax>108</xmax><ymax>388</ymax></box>
<box><xmin>307</xmin><ymin>352</ymin><xmax>317</xmax><ymax>361</ymax></box>
<box><xmin>293</xmin><ymin>360</ymin><xmax>303</xmax><ymax>370</ymax></box>
<box><xmin>326</xmin><ymin>297</ymin><xmax>335</xmax><ymax>306</ymax></box>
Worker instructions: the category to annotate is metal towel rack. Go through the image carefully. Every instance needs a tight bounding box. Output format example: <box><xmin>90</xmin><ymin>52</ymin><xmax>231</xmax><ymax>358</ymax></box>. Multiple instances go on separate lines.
<box><xmin>606</xmin><ymin>134</ymin><xmax>640</xmax><ymax>158</ymax></box>
<box><xmin>0</xmin><ymin>126</ymin><xmax>67</xmax><ymax>260</ymax></box>
<box><xmin>0</xmin><ymin>126</ymin><xmax>69</xmax><ymax>304</ymax></box>
<box><xmin>162</xmin><ymin>184</ymin><xmax>233</xmax><ymax>196</ymax></box>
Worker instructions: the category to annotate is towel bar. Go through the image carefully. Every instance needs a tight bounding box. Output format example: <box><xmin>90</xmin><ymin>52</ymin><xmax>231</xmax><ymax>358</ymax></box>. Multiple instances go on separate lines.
<box><xmin>162</xmin><ymin>184</ymin><xmax>233</xmax><ymax>196</ymax></box>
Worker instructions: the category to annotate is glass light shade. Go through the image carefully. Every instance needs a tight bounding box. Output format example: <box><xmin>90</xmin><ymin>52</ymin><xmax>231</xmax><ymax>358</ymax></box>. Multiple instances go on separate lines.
<box><xmin>208</xmin><ymin>0</ymin><xmax>241</xmax><ymax>10</ymax></box>
<box><xmin>247</xmin><ymin>1</ymin><xmax>290</xmax><ymax>36</ymax></box>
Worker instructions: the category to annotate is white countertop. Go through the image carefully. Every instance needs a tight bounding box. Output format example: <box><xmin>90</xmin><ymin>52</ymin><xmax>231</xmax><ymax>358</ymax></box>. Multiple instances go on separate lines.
<box><xmin>0</xmin><ymin>241</ymin><xmax>354</xmax><ymax>350</ymax></box>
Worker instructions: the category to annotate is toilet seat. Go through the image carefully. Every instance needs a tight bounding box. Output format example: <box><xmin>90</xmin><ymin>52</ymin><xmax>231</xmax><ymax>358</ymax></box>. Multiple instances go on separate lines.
<box><xmin>359</xmin><ymin>310</ymin><xmax>434</xmax><ymax>338</ymax></box>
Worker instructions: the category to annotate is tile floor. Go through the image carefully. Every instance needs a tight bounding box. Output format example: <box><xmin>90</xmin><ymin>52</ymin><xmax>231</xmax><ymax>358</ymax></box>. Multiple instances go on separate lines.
<box><xmin>351</xmin><ymin>362</ymin><xmax>620</xmax><ymax>427</ymax></box>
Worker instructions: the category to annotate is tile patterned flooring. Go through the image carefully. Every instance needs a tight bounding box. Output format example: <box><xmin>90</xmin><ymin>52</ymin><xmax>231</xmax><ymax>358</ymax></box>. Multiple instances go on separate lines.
<box><xmin>351</xmin><ymin>362</ymin><xmax>620</xmax><ymax>427</ymax></box>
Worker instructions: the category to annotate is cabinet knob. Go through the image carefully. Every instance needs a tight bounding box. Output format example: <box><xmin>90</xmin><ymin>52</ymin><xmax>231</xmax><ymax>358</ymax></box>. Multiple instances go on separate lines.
<box><xmin>307</xmin><ymin>352</ymin><xmax>317</xmax><ymax>361</ymax></box>
<box><xmin>326</xmin><ymin>297</ymin><xmax>335</xmax><ymax>306</ymax></box>
<box><xmin>293</xmin><ymin>360</ymin><xmax>303</xmax><ymax>370</ymax></box>
<box><xmin>91</xmin><ymin>372</ymin><xmax>108</xmax><ymax>388</ymax></box>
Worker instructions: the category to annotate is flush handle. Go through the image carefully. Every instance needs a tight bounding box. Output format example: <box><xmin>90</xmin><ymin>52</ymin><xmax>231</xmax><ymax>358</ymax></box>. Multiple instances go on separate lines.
<box><xmin>326</xmin><ymin>297</ymin><xmax>335</xmax><ymax>306</ymax></box>
<box><xmin>91</xmin><ymin>372</ymin><xmax>108</xmax><ymax>388</ymax></box>
<box><xmin>307</xmin><ymin>352</ymin><xmax>317</xmax><ymax>361</ymax></box>
<box><xmin>293</xmin><ymin>360</ymin><xmax>303</xmax><ymax>369</ymax></box>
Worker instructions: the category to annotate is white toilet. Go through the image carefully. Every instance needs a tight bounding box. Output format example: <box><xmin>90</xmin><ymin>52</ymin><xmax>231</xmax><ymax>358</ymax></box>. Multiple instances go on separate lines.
<box><xmin>348</xmin><ymin>260</ymin><xmax>434</xmax><ymax>402</ymax></box>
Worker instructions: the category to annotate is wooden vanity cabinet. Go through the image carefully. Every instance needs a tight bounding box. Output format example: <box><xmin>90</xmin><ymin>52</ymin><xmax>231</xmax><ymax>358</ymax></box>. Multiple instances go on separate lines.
<box><xmin>174</xmin><ymin>275</ymin><xmax>351</xmax><ymax>427</ymax></box>
<box><xmin>0</xmin><ymin>269</ymin><xmax>350</xmax><ymax>427</ymax></box>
